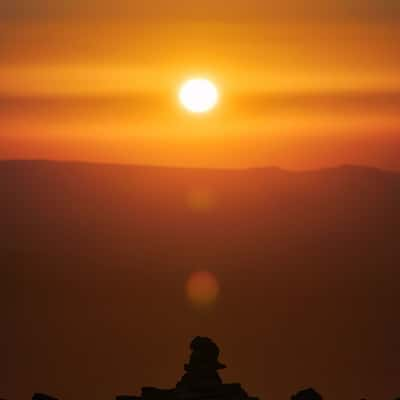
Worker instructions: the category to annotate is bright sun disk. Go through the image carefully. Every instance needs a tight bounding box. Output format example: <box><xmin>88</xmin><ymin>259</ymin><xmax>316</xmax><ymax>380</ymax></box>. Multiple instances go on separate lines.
<box><xmin>179</xmin><ymin>78</ymin><xmax>219</xmax><ymax>113</ymax></box>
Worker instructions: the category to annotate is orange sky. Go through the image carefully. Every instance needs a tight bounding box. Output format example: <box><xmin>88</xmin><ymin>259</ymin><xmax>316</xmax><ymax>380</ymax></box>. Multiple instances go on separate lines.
<box><xmin>1</xmin><ymin>1</ymin><xmax>400</xmax><ymax>169</ymax></box>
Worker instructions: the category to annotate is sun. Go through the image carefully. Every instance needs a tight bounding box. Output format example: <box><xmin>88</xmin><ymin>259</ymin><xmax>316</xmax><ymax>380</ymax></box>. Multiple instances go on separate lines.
<box><xmin>179</xmin><ymin>78</ymin><xmax>219</xmax><ymax>113</ymax></box>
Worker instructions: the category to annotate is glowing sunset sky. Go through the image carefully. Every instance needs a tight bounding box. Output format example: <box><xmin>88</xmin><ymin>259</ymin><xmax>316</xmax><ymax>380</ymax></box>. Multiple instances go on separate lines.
<box><xmin>1</xmin><ymin>0</ymin><xmax>400</xmax><ymax>169</ymax></box>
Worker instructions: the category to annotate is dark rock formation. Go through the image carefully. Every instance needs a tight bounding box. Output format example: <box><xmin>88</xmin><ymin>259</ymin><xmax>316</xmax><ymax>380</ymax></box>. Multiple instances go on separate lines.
<box><xmin>291</xmin><ymin>388</ymin><xmax>322</xmax><ymax>400</ymax></box>
<box><xmin>176</xmin><ymin>336</ymin><xmax>225</xmax><ymax>392</ymax></box>
<box><xmin>116</xmin><ymin>397</ymin><xmax>142</xmax><ymax>400</ymax></box>
<box><xmin>32</xmin><ymin>394</ymin><xmax>58</xmax><ymax>400</ymax></box>
<box><xmin>118</xmin><ymin>337</ymin><xmax>258</xmax><ymax>400</ymax></box>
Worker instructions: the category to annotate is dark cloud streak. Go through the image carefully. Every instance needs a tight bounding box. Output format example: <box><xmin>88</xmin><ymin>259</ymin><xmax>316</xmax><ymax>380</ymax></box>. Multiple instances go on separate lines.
<box><xmin>1</xmin><ymin>90</ymin><xmax>399</xmax><ymax>120</ymax></box>
<box><xmin>1</xmin><ymin>0</ymin><xmax>399</xmax><ymax>22</ymax></box>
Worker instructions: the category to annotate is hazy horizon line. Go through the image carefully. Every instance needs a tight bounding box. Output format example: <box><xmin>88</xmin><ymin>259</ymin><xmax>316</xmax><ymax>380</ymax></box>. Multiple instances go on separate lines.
<box><xmin>1</xmin><ymin>158</ymin><xmax>398</xmax><ymax>174</ymax></box>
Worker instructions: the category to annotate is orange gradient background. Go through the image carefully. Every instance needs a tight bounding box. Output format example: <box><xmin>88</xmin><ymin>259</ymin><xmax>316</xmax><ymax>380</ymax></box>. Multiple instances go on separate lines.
<box><xmin>1</xmin><ymin>1</ymin><xmax>400</xmax><ymax>169</ymax></box>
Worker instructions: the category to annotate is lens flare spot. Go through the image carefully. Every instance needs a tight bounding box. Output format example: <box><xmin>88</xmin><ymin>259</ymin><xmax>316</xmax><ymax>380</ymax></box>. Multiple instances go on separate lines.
<box><xmin>187</xmin><ymin>188</ymin><xmax>216</xmax><ymax>212</ymax></box>
<box><xmin>186</xmin><ymin>271</ymin><xmax>219</xmax><ymax>308</ymax></box>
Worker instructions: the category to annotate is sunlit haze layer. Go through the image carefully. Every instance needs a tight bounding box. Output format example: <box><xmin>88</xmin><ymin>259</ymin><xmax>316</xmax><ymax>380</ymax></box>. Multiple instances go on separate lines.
<box><xmin>1</xmin><ymin>1</ymin><xmax>400</xmax><ymax>169</ymax></box>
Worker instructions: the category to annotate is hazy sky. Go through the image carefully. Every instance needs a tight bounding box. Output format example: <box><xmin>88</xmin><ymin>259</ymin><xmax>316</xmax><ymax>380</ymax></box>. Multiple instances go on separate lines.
<box><xmin>1</xmin><ymin>0</ymin><xmax>400</xmax><ymax>169</ymax></box>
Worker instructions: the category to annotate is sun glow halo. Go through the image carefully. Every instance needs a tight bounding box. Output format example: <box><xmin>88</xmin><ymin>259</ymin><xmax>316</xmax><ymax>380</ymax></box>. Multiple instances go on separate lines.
<box><xmin>179</xmin><ymin>78</ymin><xmax>219</xmax><ymax>113</ymax></box>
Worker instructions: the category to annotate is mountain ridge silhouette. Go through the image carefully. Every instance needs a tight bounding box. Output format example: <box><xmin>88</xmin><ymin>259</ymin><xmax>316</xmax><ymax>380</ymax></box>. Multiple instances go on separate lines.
<box><xmin>1</xmin><ymin>159</ymin><xmax>399</xmax><ymax>175</ymax></box>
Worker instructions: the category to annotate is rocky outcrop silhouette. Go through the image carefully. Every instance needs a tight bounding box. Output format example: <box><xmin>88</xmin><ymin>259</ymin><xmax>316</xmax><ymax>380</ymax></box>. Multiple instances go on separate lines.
<box><xmin>290</xmin><ymin>388</ymin><xmax>322</xmax><ymax>400</ymax></box>
<box><xmin>118</xmin><ymin>337</ymin><xmax>258</xmax><ymax>400</ymax></box>
<box><xmin>32</xmin><ymin>394</ymin><xmax>58</xmax><ymax>400</ymax></box>
<box><xmin>25</xmin><ymin>337</ymin><xmax>399</xmax><ymax>399</ymax></box>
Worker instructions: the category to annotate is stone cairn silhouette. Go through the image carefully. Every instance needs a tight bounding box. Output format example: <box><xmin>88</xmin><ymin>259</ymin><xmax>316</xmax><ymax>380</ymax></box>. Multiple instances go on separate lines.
<box><xmin>290</xmin><ymin>388</ymin><xmax>322</xmax><ymax>400</ymax></box>
<box><xmin>117</xmin><ymin>336</ymin><xmax>258</xmax><ymax>400</ymax></box>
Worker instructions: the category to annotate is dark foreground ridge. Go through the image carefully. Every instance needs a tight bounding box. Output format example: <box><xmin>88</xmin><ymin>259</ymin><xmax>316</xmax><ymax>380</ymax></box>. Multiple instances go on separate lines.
<box><xmin>117</xmin><ymin>337</ymin><xmax>258</xmax><ymax>400</ymax></box>
<box><xmin>31</xmin><ymin>337</ymin><xmax>260</xmax><ymax>400</ymax></box>
<box><xmin>18</xmin><ymin>337</ymin><xmax>400</xmax><ymax>400</ymax></box>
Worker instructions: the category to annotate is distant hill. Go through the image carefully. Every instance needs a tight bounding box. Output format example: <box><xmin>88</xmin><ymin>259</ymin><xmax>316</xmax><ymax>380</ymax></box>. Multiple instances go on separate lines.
<box><xmin>1</xmin><ymin>160</ymin><xmax>400</xmax><ymax>400</ymax></box>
